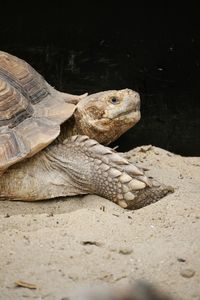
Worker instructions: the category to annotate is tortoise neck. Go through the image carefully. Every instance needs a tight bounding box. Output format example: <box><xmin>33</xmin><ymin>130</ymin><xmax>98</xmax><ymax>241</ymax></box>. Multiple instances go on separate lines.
<box><xmin>56</xmin><ymin>116</ymin><xmax>80</xmax><ymax>143</ymax></box>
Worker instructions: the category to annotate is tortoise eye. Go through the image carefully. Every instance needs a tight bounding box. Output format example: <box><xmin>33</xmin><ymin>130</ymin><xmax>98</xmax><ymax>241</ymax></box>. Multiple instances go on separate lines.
<box><xmin>110</xmin><ymin>97</ymin><xmax>120</xmax><ymax>104</ymax></box>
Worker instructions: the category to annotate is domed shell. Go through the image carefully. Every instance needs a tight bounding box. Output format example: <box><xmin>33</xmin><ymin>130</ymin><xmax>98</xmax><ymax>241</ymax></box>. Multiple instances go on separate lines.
<box><xmin>0</xmin><ymin>51</ymin><xmax>75</xmax><ymax>173</ymax></box>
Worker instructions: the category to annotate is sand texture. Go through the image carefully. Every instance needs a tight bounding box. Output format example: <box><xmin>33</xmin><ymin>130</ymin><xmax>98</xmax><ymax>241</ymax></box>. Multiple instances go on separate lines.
<box><xmin>0</xmin><ymin>145</ymin><xmax>199</xmax><ymax>300</ymax></box>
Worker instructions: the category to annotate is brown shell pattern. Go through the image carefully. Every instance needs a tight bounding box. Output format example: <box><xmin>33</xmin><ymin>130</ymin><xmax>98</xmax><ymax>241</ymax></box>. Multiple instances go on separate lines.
<box><xmin>0</xmin><ymin>51</ymin><xmax>74</xmax><ymax>172</ymax></box>
<box><xmin>0</xmin><ymin>51</ymin><xmax>48</xmax><ymax>127</ymax></box>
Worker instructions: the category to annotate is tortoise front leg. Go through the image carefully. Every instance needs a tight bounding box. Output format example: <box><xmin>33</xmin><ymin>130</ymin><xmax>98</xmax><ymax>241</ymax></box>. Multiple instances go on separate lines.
<box><xmin>49</xmin><ymin>136</ymin><xmax>173</xmax><ymax>209</ymax></box>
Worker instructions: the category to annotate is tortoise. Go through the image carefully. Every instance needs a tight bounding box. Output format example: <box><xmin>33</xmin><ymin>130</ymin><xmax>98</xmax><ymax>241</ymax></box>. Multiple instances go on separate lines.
<box><xmin>0</xmin><ymin>51</ymin><xmax>170</xmax><ymax>209</ymax></box>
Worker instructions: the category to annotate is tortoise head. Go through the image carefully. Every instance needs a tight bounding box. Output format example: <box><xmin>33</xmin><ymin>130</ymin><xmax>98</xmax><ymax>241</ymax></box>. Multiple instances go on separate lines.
<box><xmin>73</xmin><ymin>89</ymin><xmax>141</xmax><ymax>145</ymax></box>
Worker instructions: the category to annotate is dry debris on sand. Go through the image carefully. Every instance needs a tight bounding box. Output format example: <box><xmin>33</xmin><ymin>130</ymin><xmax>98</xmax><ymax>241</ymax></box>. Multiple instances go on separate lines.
<box><xmin>0</xmin><ymin>146</ymin><xmax>199</xmax><ymax>300</ymax></box>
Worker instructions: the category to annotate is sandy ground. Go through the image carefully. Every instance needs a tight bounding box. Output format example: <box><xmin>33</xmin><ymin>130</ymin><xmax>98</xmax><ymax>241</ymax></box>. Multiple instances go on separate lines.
<box><xmin>0</xmin><ymin>145</ymin><xmax>199</xmax><ymax>300</ymax></box>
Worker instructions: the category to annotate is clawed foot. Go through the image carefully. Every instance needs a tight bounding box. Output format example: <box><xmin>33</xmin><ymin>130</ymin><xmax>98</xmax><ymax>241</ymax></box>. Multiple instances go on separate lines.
<box><xmin>89</xmin><ymin>143</ymin><xmax>173</xmax><ymax>209</ymax></box>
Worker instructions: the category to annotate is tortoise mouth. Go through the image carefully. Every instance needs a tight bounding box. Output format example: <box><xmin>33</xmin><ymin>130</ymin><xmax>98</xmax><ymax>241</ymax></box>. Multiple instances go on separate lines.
<box><xmin>117</xmin><ymin>109</ymin><xmax>140</xmax><ymax>119</ymax></box>
<box><xmin>102</xmin><ymin>109</ymin><xmax>140</xmax><ymax>120</ymax></box>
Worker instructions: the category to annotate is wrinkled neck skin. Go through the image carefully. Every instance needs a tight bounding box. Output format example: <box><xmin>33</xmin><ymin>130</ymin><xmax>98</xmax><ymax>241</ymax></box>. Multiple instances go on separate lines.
<box><xmin>72</xmin><ymin>110</ymin><xmax>140</xmax><ymax>145</ymax></box>
<box><xmin>56</xmin><ymin>114</ymin><xmax>133</xmax><ymax>146</ymax></box>
<box><xmin>57</xmin><ymin>113</ymin><xmax>139</xmax><ymax>146</ymax></box>
<box><xmin>57</xmin><ymin>117</ymin><xmax>78</xmax><ymax>143</ymax></box>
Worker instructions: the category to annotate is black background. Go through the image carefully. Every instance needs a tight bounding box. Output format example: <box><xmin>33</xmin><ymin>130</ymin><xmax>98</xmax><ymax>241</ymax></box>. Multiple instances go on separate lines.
<box><xmin>0</xmin><ymin>1</ymin><xmax>200</xmax><ymax>155</ymax></box>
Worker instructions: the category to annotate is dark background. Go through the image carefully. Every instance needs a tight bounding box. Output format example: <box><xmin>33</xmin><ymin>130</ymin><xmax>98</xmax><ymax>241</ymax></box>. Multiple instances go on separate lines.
<box><xmin>0</xmin><ymin>1</ymin><xmax>200</xmax><ymax>155</ymax></box>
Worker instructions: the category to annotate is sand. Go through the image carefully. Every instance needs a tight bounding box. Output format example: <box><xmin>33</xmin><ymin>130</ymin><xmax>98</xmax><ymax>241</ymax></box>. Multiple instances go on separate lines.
<box><xmin>0</xmin><ymin>145</ymin><xmax>199</xmax><ymax>300</ymax></box>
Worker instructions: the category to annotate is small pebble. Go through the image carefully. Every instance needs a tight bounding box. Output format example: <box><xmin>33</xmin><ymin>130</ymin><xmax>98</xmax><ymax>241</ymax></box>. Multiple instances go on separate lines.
<box><xmin>47</xmin><ymin>212</ymin><xmax>54</xmax><ymax>217</ymax></box>
<box><xmin>119</xmin><ymin>248</ymin><xmax>133</xmax><ymax>255</ymax></box>
<box><xmin>139</xmin><ymin>145</ymin><xmax>152</xmax><ymax>152</ymax></box>
<box><xmin>100</xmin><ymin>205</ymin><xmax>105</xmax><ymax>212</ymax></box>
<box><xmin>166</xmin><ymin>152</ymin><xmax>172</xmax><ymax>157</ymax></box>
<box><xmin>180</xmin><ymin>268</ymin><xmax>195</xmax><ymax>278</ymax></box>
<box><xmin>177</xmin><ymin>257</ymin><xmax>186</xmax><ymax>262</ymax></box>
<box><xmin>81</xmin><ymin>241</ymin><xmax>102</xmax><ymax>247</ymax></box>
<box><xmin>68</xmin><ymin>274</ymin><xmax>79</xmax><ymax>281</ymax></box>
<box><xmin>154</xmin><ymin>151</ymin><xmax>159</xmax><ymax>155</ymax></box>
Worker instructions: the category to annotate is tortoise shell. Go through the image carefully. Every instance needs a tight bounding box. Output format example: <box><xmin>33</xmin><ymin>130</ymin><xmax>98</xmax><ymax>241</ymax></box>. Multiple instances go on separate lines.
<box><xmin>0</xmin><ymin>51</ymin><xmax>75</xmax><ymax>172</ymax></box>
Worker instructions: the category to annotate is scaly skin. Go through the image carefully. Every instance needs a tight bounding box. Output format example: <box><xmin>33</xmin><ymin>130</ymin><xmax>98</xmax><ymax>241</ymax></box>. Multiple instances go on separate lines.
<box><xmin>0</xmin><ymin>135</ymin><xmax>172</xmax><ymax>209</ymax></box>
